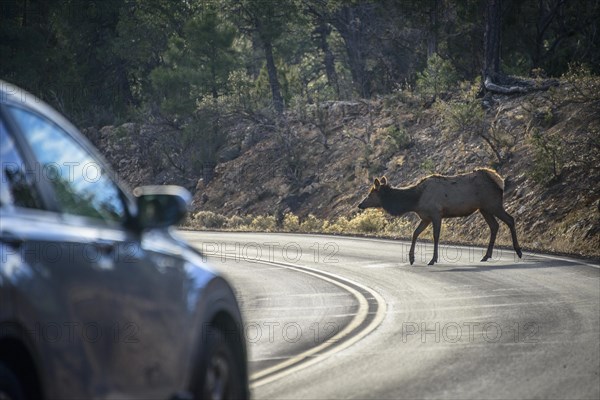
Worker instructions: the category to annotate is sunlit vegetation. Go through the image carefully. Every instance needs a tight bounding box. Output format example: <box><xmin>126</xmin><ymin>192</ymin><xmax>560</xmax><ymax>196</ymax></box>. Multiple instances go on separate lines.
<box><xmin>4</xmin><ymin>0</ymin><xmax>598</xmax><ymax>257</ymax></box>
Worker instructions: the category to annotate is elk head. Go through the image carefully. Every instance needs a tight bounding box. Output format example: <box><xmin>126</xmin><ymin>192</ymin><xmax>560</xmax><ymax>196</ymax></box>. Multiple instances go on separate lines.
<box><xmin>358</xmin><ymin>176</ymin><xmax>388</xmax><ymax>209</ymax></box>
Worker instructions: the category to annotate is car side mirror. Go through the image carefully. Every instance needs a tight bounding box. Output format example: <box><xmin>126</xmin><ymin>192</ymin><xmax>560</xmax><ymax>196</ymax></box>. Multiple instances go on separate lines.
<box><xmin>132</xmin><ymin>185</ymin><xmax>191</xmax><ymax>230</ymax></box>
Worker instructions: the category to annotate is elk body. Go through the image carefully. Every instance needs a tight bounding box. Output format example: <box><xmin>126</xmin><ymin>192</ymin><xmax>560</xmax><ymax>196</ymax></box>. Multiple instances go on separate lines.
<box><xmin>358</xmin><ymin>168</ymin><xmax>522</xmax><ymax>265</ymax></box>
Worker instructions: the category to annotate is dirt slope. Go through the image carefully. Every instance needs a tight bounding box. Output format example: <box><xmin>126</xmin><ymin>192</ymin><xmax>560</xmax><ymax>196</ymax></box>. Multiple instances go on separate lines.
<box><xmin>87</xmin><ymin>82</ymin><xmax>600</xmax><ymax>259</ymax></box>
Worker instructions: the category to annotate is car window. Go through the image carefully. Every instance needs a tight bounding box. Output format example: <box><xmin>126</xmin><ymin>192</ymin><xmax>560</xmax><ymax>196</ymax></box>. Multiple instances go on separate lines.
<box><xmin>0</xmin><ymin>118</ymin><xmax>43</xmax><ymax>209</ymax></box>
<box><xmin>7</xmin><ymin>106</ymin><xmax>126</xmax><ymax>223</ymax></box>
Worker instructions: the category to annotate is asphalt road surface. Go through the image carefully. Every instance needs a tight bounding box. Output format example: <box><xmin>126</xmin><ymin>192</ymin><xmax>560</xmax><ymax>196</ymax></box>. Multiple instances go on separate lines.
<box><xmin>178</xmin><ymin>231</ymin><xmax>600</xmax><ymax>400</ymax></box>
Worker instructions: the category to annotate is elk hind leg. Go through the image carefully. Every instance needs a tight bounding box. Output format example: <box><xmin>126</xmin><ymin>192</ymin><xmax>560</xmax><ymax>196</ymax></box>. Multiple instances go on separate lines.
<box><xmin>480</xmin><ymin>210</ymin><xmax>499</xmax><ymax>262</ymax></box>
<box><xmin>496</xmin><ymin>209</ymin><xmax>522</xmax><ymax>258</ymax></box>
<box><xmin>428</xmin><ymin>217</ymin><xmax>442</xmax><ymax>266</ymax></box>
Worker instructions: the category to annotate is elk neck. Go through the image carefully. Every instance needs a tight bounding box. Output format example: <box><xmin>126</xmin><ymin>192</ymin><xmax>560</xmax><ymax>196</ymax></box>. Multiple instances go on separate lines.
<box><xmin>380</xmin><ymin>186</ymin><xmax>421</xmax><ymax>216</ymax></box>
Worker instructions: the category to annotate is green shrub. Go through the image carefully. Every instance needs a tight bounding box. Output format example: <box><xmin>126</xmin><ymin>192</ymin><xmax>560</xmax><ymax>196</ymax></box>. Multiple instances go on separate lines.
<box><xmin>385</xmin><ymin>125</ymin><xmax>412</xmax><ymax>150</ymax></box>
<box><xmin>416</xmin><ymin>53</ymin><xmax>458</xmax><ymax>100</ymax></box>
<box><xmin>443</xmin><ymin>100</ymin><xmax>485</xmax><ymax>135</ymax></box>
<box><xmin>384</xmin><ymin>217</ymin><xmax>415</xmax><ymax>237</ymax></box>
<box><xmin>226</xmin><ymin>215</ymin><xmax>252</xmax><ymax>230</ymax></box>
<box><xmin>436</xmin><ymin>80</ymin><xmax>484</xmax><ymax>135</ymax></box>
<box><xmin>323</xmin><ymin>216</ymin><xmax>351</xmax><ymax>233</ymax></box>
<box><xmin>530</xmin><ymin>129</ymin><xmax>564</xmax><ymax>184</ymax></box>
<box><xmin>282</xmin><ymin>213</ymin><xmax>301</xmax><ymax>232</ymax></box>
<box><xmin>559</xmin><ymin>63</ymin><xmax>600</xmax><ymax>103</ymax></box>
<box><xmin>193</xmin><ymin>211</ymin><xmax>228</xmax><ymax>229</ymax></box>
<box><xmin>300</xmin><ymin>214</ymin><xmax>324</xmax><ymax>232</ymax></box>
<box><xmin>348</xmin><ymin>209</ymin><xmax>387</xmax><ymax>233</ymax></box>
<box><xmin>250</xmin><ymin>215</ymin><xmax>278</xmax><ymax>231</ymax></box>
<box><xmin>420</xmin><ymin>158</ymin><xmax>436</xmax><ymax>174</ymax></box>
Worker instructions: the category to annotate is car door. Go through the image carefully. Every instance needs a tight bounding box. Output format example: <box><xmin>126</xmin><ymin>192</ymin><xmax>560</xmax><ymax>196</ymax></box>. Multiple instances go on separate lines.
<box><xmin>2</xmin><ymin>104</ymin><xmax>191</xmax><ymax>399</ymax></box>
<box><xmin>1</xmin><ymin>115</ymin><xmax>45</xmax><ymax>349</ymax></box>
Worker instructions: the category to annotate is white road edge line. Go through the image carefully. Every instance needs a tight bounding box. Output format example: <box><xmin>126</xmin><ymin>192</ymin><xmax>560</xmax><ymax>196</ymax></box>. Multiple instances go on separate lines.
<box><xmin>303</xmin><ymin>234</ymin><xmax>600</xmax><ymax>269</ymax></box>
<box><xmin>186</xmin><ymin>231</ymin><xmax>599</xmax><ymax>270</ymax></box>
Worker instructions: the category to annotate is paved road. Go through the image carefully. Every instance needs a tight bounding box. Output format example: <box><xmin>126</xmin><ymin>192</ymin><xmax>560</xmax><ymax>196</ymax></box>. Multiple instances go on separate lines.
<box><xmin>178</xmin><ymin>231</ymin><xmax>600</xmax><ymax>400</ymax></box>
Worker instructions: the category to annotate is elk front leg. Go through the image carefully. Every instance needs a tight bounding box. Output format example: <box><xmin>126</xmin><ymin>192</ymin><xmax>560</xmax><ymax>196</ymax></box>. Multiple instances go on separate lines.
<box><xmin>410</xmin><ymin>219</ymin><xmax>430</xmax><ymax>265</ymax></box>
<box><xmin>429</xmin><ymin>217</ymin><xmax>442</xmax><ymax>265</ymax></box>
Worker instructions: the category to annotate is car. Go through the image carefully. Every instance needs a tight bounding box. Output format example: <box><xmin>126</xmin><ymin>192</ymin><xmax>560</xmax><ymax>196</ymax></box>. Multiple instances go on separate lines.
<box><xmin>0</xmin><ymin>80</ymin><xmax>249</xmax><ymax>400</ymax></box>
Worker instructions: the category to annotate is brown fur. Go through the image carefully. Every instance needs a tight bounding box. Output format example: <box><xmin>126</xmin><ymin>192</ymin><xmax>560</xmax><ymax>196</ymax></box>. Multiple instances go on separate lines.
<box><xmin>358</xmin><ymin>169</ymin><xmax>521</xmax><ymax>265</ymax></box>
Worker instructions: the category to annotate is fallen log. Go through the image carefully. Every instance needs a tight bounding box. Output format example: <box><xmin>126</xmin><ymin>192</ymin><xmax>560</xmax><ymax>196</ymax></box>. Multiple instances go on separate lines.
<box><xmin>484</xmin><ymin>76</ymin><xmax>559</xmax><ymax>95</ymax></box>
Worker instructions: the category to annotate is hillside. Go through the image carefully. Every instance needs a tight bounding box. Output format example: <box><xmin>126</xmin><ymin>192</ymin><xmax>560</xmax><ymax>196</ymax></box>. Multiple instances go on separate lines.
<box><xmin>87</xmin><ymin>78</ymin><xmax>600</xmax><ymax>259</ymax></box>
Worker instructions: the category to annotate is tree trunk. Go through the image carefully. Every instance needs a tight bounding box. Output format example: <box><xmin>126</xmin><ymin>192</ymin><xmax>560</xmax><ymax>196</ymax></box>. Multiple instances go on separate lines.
<box><xmin>316</xmin><ymin>22</ymin><xmax>339</xmax><ymax>98</ymax></box>
<box><xmin>263</xmin><ymin>39</ymin><xmax>284</xmax><ymax>114</ymax></box>
<box><xmin>22</xmin><ymin>0</ymin><xmax>28</xmax><ymax>27</ymax></box>
<box><xmin>332</xmin><ymin>5</ymin><xmax>371</xmax><ymax>98</ymax></box>
<box><xmin>427</xmin><ymin>0</ymin><xmax>439</xmax><ymax>57</ymax></box>
<box><xmin>344</xmin><ymin>33</ymin><xmax>370</xmax><ymax>98</ymax></box>
<box><xmin>533</xmin><ymin>0</ymin><xmax>565</xmax><ymax>70</ymax></box>
<box><xmin>483</xmin><ymin>0</ymin><xmax>502</xmax><ymax>80</ymax></box>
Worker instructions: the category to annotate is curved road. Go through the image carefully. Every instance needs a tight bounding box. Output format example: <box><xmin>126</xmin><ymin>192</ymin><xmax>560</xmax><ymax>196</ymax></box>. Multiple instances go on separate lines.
<box><xmin>178</xmin><ymin>231</ymin><xmax>600</xmax><ymax>400</ymax></box>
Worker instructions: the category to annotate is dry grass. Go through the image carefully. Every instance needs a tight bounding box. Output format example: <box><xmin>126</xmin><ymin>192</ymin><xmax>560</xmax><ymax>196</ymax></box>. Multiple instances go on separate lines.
<box><xmin>183</xmin><ymin>208</ymin><xmax>599</xmax><ymax>260</ymax></box>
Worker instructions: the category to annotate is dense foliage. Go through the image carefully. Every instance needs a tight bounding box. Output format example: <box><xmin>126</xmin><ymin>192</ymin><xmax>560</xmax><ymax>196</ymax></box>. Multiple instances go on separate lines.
<box><xmin>2</xmin><ymin>0</ymin><xmax>598</xmax><ymax>169</ymax></box>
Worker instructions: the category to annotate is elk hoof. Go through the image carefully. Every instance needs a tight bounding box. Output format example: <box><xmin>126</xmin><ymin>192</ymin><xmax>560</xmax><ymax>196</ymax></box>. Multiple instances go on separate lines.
<box><xmin>516</xmin><ymin>248</ymin><xmax>523</xmax><ymax>258</ymax></box>
<box><xmin>481</xmin><ymin>256</ymin><xmax>490</xmax><ymax>262</ymax></box>
<box><xmin>409</xmin><ymin>255</ymin><xmax>415</xmax><ymax>265</ymax></box>
<box><xmin>428</xmin><ymin>259</ymin><xmax>436</xmax><ymax>266</ymax></box>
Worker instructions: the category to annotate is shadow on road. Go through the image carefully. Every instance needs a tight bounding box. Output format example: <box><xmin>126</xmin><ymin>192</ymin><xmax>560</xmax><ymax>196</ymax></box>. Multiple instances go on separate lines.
<box><xmin>424</xmin><ymin>257</ymin><xmax>599</xmax><ymax>274</ymax></box>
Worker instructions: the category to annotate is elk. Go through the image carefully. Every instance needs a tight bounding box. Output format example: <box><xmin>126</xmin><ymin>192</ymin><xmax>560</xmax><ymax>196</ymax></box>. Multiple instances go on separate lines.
<box><xmin>358</xmin><ymin>168</ymin><xmax>522</xmax><ymax>265</ymax></box>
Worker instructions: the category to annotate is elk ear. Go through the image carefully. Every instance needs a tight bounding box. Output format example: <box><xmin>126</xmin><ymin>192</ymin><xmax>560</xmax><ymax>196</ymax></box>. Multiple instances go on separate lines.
<box><xmin>373</xmin><ymin>178</ymin><xmax>381</xmax><ymax>190</ymax></box>
<box><xmin>380</xmin><ymin>176</ymin><xmax>388</xmax><ymax>186</ymax></box>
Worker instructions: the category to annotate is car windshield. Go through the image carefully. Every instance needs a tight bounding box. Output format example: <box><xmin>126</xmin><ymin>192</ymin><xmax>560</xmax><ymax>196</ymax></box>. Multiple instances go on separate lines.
<box><xmin>8</xmin><ymin>106</ymin><xmax>126</xmax><ymax>223</ymax></box>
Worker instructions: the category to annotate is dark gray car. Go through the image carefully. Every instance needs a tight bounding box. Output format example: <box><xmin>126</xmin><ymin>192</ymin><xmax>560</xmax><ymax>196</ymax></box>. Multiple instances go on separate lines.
<box><xmin>0</xmin><ymin>81</ymin><xmax>248</xmax><ymax>400</ymax></box>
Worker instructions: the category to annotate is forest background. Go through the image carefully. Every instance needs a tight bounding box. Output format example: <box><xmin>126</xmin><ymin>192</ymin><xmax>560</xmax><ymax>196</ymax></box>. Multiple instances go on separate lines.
<box><xmin>2</xmin><ymin>0</ymin><xmax>599</xmax><ymax>257</ymax></box>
